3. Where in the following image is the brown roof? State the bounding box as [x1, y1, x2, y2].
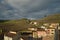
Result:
[37, 28, 45, 31]
[5, 32, 16, 38]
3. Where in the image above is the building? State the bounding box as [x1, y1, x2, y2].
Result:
[42, 35, 54, 40]
[50, 23, 59, 28]
[37, 28, 47, 37]
[46, 28, 55, 35]
[33, 28, 47, 38]
[4, 31, 17, 40]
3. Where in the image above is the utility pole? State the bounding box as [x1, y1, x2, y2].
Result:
[13, 32, 21, 40]
[55, 26, 59, 40]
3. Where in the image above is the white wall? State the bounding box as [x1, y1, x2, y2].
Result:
[4, 35, 12, 40]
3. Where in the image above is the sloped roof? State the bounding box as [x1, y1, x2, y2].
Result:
[5, 32, 16, 38]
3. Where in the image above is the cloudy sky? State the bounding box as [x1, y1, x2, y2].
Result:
[0, 0, 60, 20]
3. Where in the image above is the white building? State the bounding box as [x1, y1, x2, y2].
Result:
[4, 31, 16, 40]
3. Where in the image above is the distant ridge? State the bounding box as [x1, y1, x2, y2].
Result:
[37, 14, 60, 23]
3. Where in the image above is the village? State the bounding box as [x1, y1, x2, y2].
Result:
[0, 0, 60, 40]
[4, 22, 60, 40]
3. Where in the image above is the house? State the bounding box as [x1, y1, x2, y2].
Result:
[40, 26, 46, 29]
[30, 22, 37, 25]
[33, 28, 47, 38]
[45, 27, 55, 35]
[30, 21, 39, 26]
[43, 23, 50, 27]
[50, 23, 59, 28]
[37, 28, 47, 37]
[43, 23, 59, 35]
[42, 35, 54, 40]
[4, 31, 17, 40]
[28, 27, 37, 31]
[43, 23, 59, 28]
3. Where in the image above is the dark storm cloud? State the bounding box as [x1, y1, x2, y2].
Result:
[0, 0, 60, 20]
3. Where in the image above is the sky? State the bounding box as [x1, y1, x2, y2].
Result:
[0, 0, 60, 20]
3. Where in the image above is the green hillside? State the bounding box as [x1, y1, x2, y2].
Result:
[0, 18, 35, 31]
[37, 14, 60, 23]
[0, 14, 60, 32]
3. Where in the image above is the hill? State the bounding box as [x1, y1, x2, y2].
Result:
[37, 14, 60, 23]
[0, 14, 60, 32]
[0, 18, 35, 31]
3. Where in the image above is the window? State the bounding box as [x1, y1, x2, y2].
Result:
[21, 32, 32, 35]
[51, 30, 54, 31]
[51, 33, 54, 34]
